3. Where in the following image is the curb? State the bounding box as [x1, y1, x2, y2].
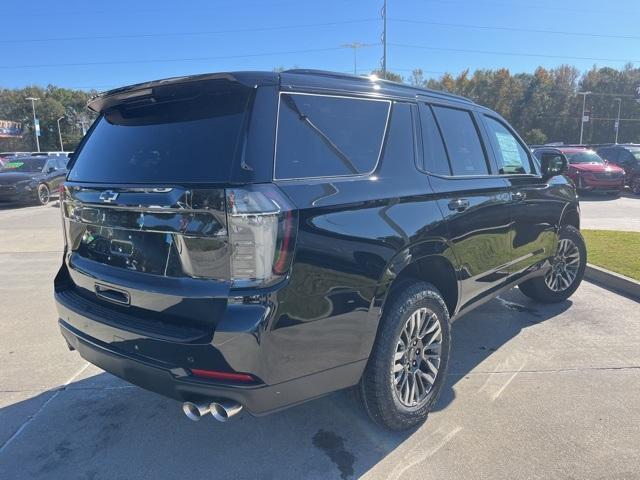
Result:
[584, 264, 640, 302]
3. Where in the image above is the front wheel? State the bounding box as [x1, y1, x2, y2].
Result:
[358, 282, 451, 431]
[519, 225, 586, 303]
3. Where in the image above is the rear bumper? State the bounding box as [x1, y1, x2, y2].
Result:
[55, 289, 365, 415]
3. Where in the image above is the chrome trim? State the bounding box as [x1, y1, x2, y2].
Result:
[272, 91, 392, 182]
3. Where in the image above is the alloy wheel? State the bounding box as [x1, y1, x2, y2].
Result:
[392, 307, 442, 407]
[38, 184, 50, 204]
[544, 238, 580, 292]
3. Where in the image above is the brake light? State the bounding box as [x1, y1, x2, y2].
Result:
[226, 184, 297, 288]
[190, 369, 256, 383]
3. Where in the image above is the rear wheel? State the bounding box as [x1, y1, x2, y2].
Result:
[37, 184, 50, 205]
[631, 177, 640, 195]
[358, 281, 450, 431]
[519, 225, 586, 303]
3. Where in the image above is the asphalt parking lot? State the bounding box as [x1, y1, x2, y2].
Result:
[1, 203, 639, 480]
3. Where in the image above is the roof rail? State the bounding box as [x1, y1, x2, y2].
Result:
[283, 69, 474, 104]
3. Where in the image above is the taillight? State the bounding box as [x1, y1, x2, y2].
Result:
[226, 184, 297, 288]
[59, 183, 68, 248]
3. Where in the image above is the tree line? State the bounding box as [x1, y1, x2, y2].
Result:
[384, 64, 640, 145]
[2, 64, 639, 152]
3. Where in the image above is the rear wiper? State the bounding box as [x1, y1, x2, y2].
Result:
[281, 95, 359, 175]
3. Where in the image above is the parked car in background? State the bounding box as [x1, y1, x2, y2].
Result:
[596, 144, 640, 195]
[0, 155, 68, 205]
[55, 70, 585, 431]
[533, 146, 625, 195]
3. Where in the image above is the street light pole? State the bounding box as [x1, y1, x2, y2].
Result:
[614, 98, 622, 144]
[381, 0, 387, 77]
[578, 91, 591, 145]
[57, 116, 65, 151]
[341, 42, 365, 75]
[25, 97, 40, 152]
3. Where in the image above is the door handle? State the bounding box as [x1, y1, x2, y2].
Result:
[511, 191, 526, 202]
[448, 198, 470, 212]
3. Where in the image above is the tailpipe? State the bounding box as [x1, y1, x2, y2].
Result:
[182, 401, 211, 421]
[210, 400, 243, 422]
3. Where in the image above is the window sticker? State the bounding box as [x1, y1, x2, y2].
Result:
[495, 132, 522, 167]
[3, 162, 24, 169]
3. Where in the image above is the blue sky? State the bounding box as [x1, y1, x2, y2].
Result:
[2, 0, 640, 90]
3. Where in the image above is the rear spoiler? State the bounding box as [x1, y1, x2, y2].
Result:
[88, 71, 279, 113]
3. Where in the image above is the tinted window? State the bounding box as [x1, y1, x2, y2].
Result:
[483, 116, 532, 174]
[419, 104, 450, 175]
[68, 90, 251, 183]
[432, 106, 488, 176]
[275, 93, 390, 179]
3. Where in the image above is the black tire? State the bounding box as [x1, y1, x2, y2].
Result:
[631, 178, 640, 196]
[519, 225, 586, 303]
[358, 281, 451, 431]
[36, 183, 50, 205]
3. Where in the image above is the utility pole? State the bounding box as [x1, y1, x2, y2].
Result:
[381, 0, 387, 77]
[57, 116, 65, 151]
[25, 97, 40, 152]
[578, 91, 591, 145]
[341, 42, 365, 75]
[614, 98, 622, 144]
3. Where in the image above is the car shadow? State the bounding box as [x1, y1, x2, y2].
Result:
[0, 200, 59, 211]
[0, 288, 571, 479]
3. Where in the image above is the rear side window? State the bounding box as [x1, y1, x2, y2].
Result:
[419, 104, 450, 175]
[483, 116, 532, 174]
[275, 93, 390, 179]
[432, 106, 488, 176]
[68, 90, 251, 184]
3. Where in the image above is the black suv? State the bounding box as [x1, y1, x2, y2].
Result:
[55, 70, 585, 430]
[596, 144, 640, 194]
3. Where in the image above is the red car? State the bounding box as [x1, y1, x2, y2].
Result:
[534, 147, 625, 195]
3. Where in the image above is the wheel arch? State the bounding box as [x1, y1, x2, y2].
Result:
[559, 203, 580, 231]
[375, 246, 459, 320]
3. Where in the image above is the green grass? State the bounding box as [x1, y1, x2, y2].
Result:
[582, 229, 640, 281]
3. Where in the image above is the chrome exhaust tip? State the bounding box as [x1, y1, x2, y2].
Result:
[210, 400, 243, 422]
[182, 401, 211, 421]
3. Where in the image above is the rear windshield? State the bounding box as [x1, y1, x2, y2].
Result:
[68, 89, 251, 184]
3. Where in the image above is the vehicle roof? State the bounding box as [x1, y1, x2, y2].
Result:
[88, 69, 476, 113]
[533, 146, 592, 154]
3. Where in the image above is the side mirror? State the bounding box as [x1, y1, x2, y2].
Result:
[540, 152, 567, 181]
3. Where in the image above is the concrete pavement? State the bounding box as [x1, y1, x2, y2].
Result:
[1, 203, 639, 480]
[579, 193, 640, 232]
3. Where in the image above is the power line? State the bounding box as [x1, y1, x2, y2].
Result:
[0, 19, 379, 44]
[390, 43, 640, 64]
[0, 45, 377, 70]
[421, 0, 640, 16]
[391, 19, 640, 41]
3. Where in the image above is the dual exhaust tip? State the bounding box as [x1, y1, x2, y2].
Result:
[182, 400, 243, 422]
